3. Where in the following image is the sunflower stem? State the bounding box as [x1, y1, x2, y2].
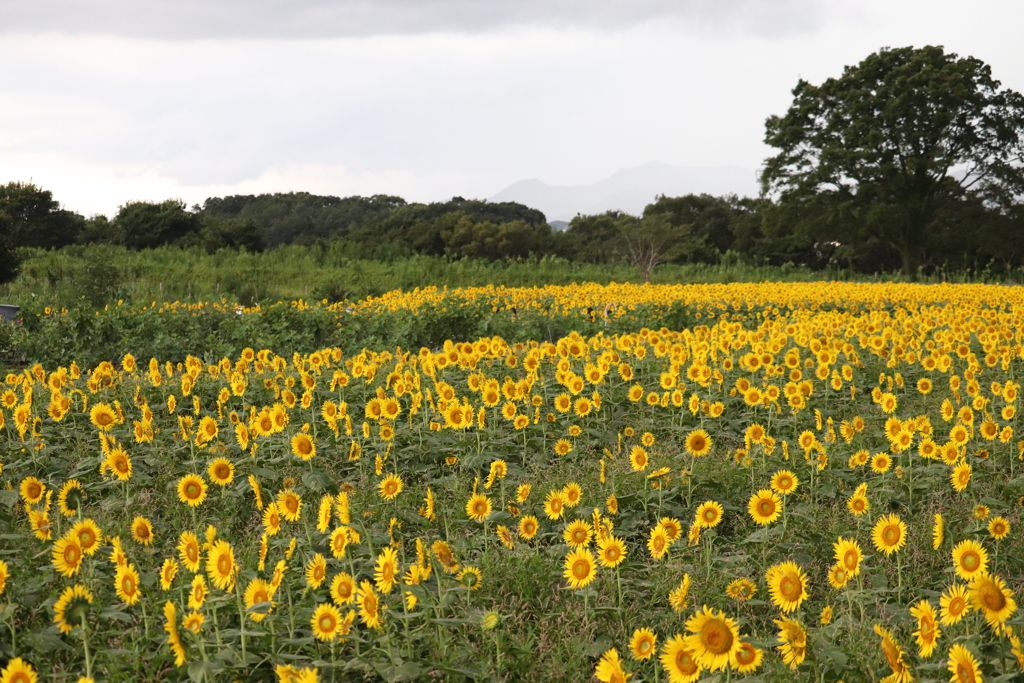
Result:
[81, 617, 93, 679]
[234, 579, 248, 664]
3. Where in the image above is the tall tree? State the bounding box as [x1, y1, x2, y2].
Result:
[762, 45, 1024, 275]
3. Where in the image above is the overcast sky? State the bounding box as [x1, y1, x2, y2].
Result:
[2, 0, 1023, 217]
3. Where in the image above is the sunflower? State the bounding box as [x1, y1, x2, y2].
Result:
[684, 429, 712, 457]
[496, 525, 515, 549]
[516, 484, 532, 503]
[115, 563, 142, 606]
[432, 540, 459, 574]
[563, 482, 583, 507]
[308, 602, 343, 642]
[378, 473, 403, 501]
[53, 583, 93, 634]
[57, 479, 84, 517]
[951, 539, 988, 581]
[951, 462, 972, 492]
[243, 577, 274, 622]
[130, 516, 154, 545]
[871, 513, 907, 555]
[847, 491, 869, 516]
[988, 516, 1010, 540]
[183, 611, 205, 634]
[731, 641, 763, 674]
[870, 452, 892, 473]
[720, 577, 755, 602]
[770, 470, 798, 496]
[263, 502, 283, 536]
[52, 534, 84, 577]
[827, 563, 850, 590]
[948, 644, 982, 683]
[290, 432, 316, 461]
[207, 458, 235, 486]
[71, 518, 102, 556]
[89, 403, 118, 430]
[305, 553, 327, 589]
[933, 513, 945, 550]
[695, 501, 723, 529]
[969, 572, 1017, 627]
[563, 548, 597, 589]
[518, 515, 539, 540]
[160, 558, 178, 590]
[774, 617, 807, 670]
[331, 572, 356, 605]
[833, 537, 863, 577]
[177, 474, 208, 507]
[465, 493, 492, 522]
[909, 599, 941, 658]
[206, 539, 236, 591]
[544, 490, 566, 520]
[629, 446, 649, 472]
[874, 624, 912, 683]
[669, 574, 691, 612]
[19, 477, 45, 505]
[105, 447, 133, 481]
[648, 526, 670, 560]
[188, 575, 207, 610]
[355, 580, 382, 629]
[594, 648, 629, 683]
[374, 547, 399, 594]
[766, 561, 809, 613]
[939, 584, 971, 626]
[0, 658, 38, 683]
[659, 634, 703, 683]
[457, 565, 482, 590]
[748, 489, 781, 525]
[276, 489, 302, 522]
[630, 628, 657, 660]
[563, 519, 593, 549]
[0, 559, 6, 597]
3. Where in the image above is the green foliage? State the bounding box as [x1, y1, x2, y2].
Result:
[762, 45, 1024, 275]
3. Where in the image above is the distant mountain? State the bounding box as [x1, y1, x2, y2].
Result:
[491, 162, 759, 222]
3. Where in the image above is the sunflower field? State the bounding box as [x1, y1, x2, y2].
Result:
[0, 281, 1023, 683]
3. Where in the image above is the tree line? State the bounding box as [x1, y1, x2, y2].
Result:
[3, 45, 1023, 282]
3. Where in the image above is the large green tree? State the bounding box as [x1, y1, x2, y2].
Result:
[762, 45, 1024, 275]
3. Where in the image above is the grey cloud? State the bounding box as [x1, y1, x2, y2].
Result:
[1, 0, 824, 39]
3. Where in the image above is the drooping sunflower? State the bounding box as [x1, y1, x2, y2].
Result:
[374, 547, 399, 594]
[669, 574, 691, 613]
[57, 479, 84, 518]
[695, 501, 724, 529]
[563, 519, 593, 549]
[951, 539, 988, 581]
[131, 516, 154, 546]
[115, 563, 142, 606]
[0, 559, 7, 597]
[770, 470, 798, 496]
[833, 537, 863, 577]
[748, 489, 781, 526]
[52, 534, 84, 577]
[726, 578, 757, 602]
[909, 599, 941, 658]
[378, 473, 403, 501]
[939, 584, 971, 626]
[243, 577, 274, 622]
[948, 643, 982, 683]
[766, 561, 809, 613]
[594, 648, 629, 683]
[465, 493, 492, 522]
[53, 583, 93, 634]
[355, 580, 382, 629]
[629, 628, 657, 661]
[969, 572, 1017, 627]
[563, 548, 597, 589]
[933, 513, 945, 550]
[774, 617, 807, 670]
[659, 634, 703, 683]
[871, 513, 907, 555]
[177, 474, 208, 507]
[311, 603, 342, 642]
[432, 540, 459, 574]
[874, 624, 912, 683]
[684, 429, 712, 457]
[206, 539, 236, 591]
